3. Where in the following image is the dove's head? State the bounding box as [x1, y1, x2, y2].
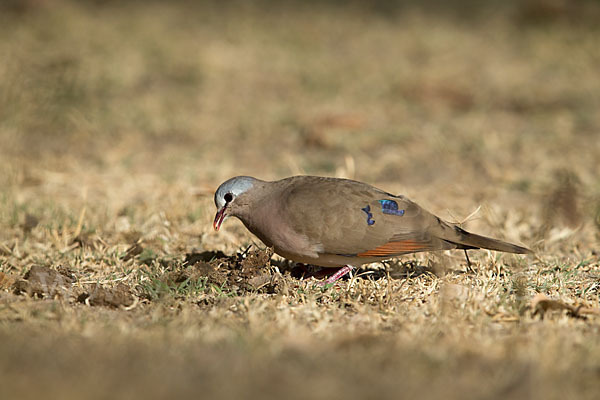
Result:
[213, 176, 259, 231]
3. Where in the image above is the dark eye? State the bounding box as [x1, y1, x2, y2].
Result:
[224, 193, 233, 203]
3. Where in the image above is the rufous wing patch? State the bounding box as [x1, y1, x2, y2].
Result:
[357, 240, 430, 257]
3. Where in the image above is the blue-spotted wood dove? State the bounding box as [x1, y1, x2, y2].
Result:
[213, 176, 531, 283]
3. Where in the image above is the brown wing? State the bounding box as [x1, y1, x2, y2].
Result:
[276, 176, 456, 257]
[276, 176, 530, 258]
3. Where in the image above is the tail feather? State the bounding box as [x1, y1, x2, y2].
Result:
[449, 226, 532, 254]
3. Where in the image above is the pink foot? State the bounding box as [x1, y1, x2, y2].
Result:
[319, 265, 354, 286]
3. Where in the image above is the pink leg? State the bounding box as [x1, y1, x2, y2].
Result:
[321, 265, 354, 286]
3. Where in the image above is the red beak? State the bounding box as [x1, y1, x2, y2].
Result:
[213, 206, 227, 231]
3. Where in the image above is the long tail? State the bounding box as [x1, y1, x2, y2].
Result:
[449, 226, 532, 254]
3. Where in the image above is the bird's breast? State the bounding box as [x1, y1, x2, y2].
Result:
[238, 211, 323, 260]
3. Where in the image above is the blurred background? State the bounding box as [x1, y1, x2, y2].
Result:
[1, 0, 599, 249]
[2, 0, 599, 231]
[0, 1, 599, 398]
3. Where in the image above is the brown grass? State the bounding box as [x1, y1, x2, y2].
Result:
[1, 1, 600, 399]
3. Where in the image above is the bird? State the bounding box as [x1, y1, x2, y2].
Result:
[213, 175, 531, 284]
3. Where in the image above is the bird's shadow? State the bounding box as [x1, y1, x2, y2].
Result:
[370, 260, 437, 280]
[186, 247, 440, 283]
[273, 259, 435, 281]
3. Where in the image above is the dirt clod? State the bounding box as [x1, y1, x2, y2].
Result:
[13, 266, 74, 298]
[80, 283, 135, 308]
[182, 248, 276, 293]
[241, 248, 273, 269]
[193, 261, 227, 286]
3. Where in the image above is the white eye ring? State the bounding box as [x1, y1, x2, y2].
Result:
[224, 193, 234, 203]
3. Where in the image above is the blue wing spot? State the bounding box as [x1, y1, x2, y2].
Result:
[361, 205, 375, 225]
[378, 200, 405, 216]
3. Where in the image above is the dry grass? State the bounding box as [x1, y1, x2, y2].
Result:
[1, 1, 600, 399]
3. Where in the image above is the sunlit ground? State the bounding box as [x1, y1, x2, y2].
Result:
[1, 1, 599, 399]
